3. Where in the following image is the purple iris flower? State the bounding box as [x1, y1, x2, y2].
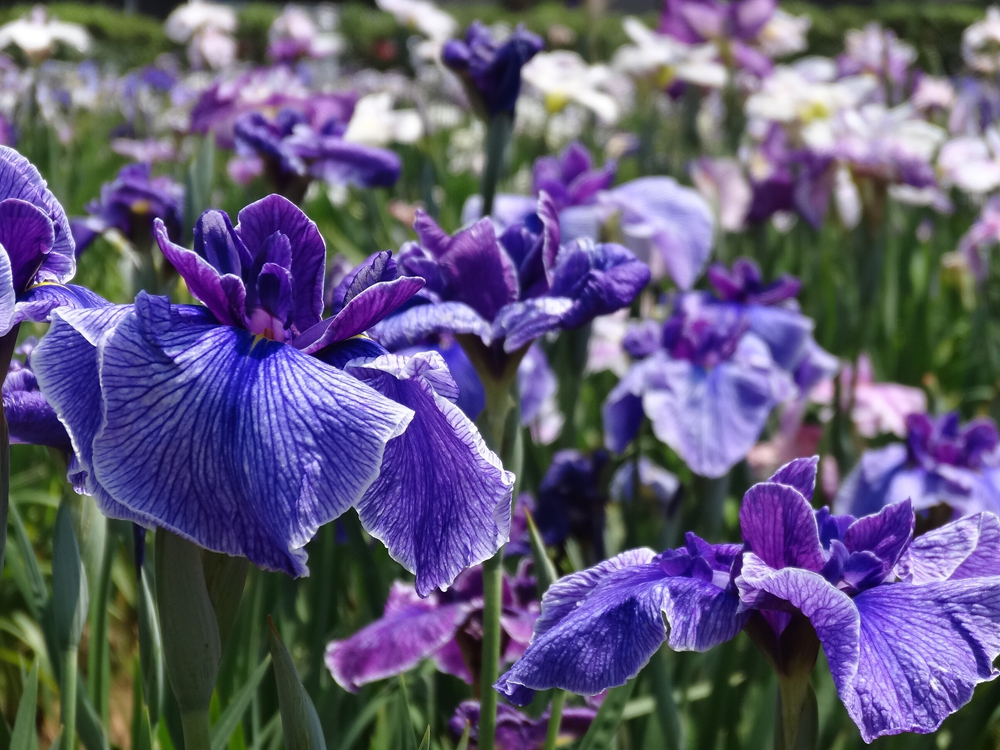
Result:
[497, 457, 1000, 743]
[4, 338, 71, 452]
[706, 257, 812, 369]
[232, 107, 401, 201]
[0, 147, 105, 339]
[463, 142, 714, 291]
[70, 163, 184, 256]
[442, 22, 544, 118]
[370, 194, 650, 379]
[534, 449, 610, 558]
[32, 195, 514, 593]
[836, 412, 1000, 520]
[603, 291, 791, 478]
[326, 563, 537, 691]
[659, 0, 776, 75]
[449, 701, 595, 750]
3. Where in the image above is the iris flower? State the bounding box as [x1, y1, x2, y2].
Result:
[371, 193, 649, 382]
[449, 701, 594, 750]
[4, 338, 71, 453]
[462, 142, 714, 290]
[0, 7, 90, 64]
[836, 412, 1000, 520]
[658, 0, 778, 75]
[603, 290, 791, 478]
[442, 22, 544, 119]
[497, 457, 1000, 743]
[32, 194, 514, 594]
[0, 146, 105, 339]
[326, 563, 537, 690]
[70, 162, 184, 256]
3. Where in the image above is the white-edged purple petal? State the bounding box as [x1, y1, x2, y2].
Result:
[739, 481, 826, 572]
[325, 581, 476, 691]
[896, 513, 1000, 583]
[369, 301, 492, 349]
[346, 352, 514, 595]
[603, 177, 714, 291]
[0, 247, 15, 336]
[86, 293, 412, 576]
[0, 146, 74, 283]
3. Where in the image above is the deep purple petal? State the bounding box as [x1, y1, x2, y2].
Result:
[842, 499, 914, 570]
[86, 293, 412, 576]
[896, 513, 1000, 583]
[549, 240, 650, 328]
[0, 199, 54, 293]
[347, 352, 514, 595]
[0, 146, 74, 283]
[768, 456, 819, 500]
[325, 581, 475, 691]
[369, 301, 492, 349]
[299, 139, 401, 189]
[236, 195, 326, 333]
[739, 482, 826, 572]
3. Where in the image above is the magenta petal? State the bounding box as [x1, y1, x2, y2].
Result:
[739, 482, 826, 572]
[325, 581, 475, 691]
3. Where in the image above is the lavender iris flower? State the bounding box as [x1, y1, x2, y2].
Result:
[463, 142, 714, 290]
[70, 162, 184, 256]
[0, 147, 106, 339]
[326, 563, 537, 690]
[497, 457, 1000, 743]
[32, 194, 514, 594]
[603, 291, 791, 478]
[659, 0, 777, 75]
[232, 107, 401, 201]
[836, 412, 1000, 520]
[449, 701, 595, 750]
[370, 194, 650, 379]
[441, 22, 544, 118]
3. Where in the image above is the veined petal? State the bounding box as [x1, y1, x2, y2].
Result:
[493, 297, 575, 352]
[296, 276, 425, 354]
[740, 482, 826, 572]
[89, 293, 412, 576]
[0, 247, 15, 336]
[346, 352, 514, 595]
[496, 548, 744, 704]
[845, 579, 1000, 741]
[369, 301, 491, 349]
[0, 198, 54, 293]
[842, 499, 914, 570]
[13, 282, 111, 327]
[896, 513, 1000, 583]
[325, 581, 475, 691]
[769, 456, 819, 500]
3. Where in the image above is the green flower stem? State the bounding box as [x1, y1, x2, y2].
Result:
[180, 710, 212, 750]
[542, 690, 567, 750]
[61, 648, 78, 750]
[480, 112, 514, 219]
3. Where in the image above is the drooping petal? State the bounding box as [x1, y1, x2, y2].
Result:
[370, 301, 492, 350]
[4, 364, 70, 451]
[641, 339, 787, 478]
[496, 548, 745, 703]
[746, 304, 813, 370]
[88, 293, 412, 576]
[0, 146, 75, 283]
[325, 581, 475, 691]
[345, 352, 514, 595]
[296, 276, 425, 354]
[549, 239, 650, 329]
[236, 194, 327, 332]
[896, 513, 1000, 583]
[844, 579, 1000, 742]
[13, 282, 111, 328]
[493, 297, 575, 352]
[739, 482, 826, 572]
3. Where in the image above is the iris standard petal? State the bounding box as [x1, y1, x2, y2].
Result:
[89, 293, 413, 576]
[346, 352, 514, 595]
[549, 240, 651, 329]
[845, 579, 1000, 742]
[370, 301, 491, 349]
[325, 581, 476, 691]
[437, 217, 520, 322]
[896, 513, 1000, 583]
[841, 499, 914, 570]
[768, 456, 819, 500]
[236, 194, 327, 332]
[0, 146, 74, 282]
[0, 198, 54, 293]
[740, 481, 826, 572]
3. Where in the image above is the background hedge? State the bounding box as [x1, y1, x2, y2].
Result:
[0, 2, 989, 74]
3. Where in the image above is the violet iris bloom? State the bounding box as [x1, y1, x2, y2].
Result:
[70, 163, 184, 256]
[326, 563, 537, 691]
[603, 292, 791, 478]
[449, 701, 595, 750]
[0, 147, 104, 339]
[370, 194, 650, 382]
[232, 107, 401, 201]
[4, 338, 71, 452]
[836, 412, 1000, 520]
[442, 22, 544, 118]
[534, 449, 609, 558]
[659, 0, 776, 75]
[498, 457, 1000, 743]
[32, 195, 514, 593]
[463, 142, 714, 290]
